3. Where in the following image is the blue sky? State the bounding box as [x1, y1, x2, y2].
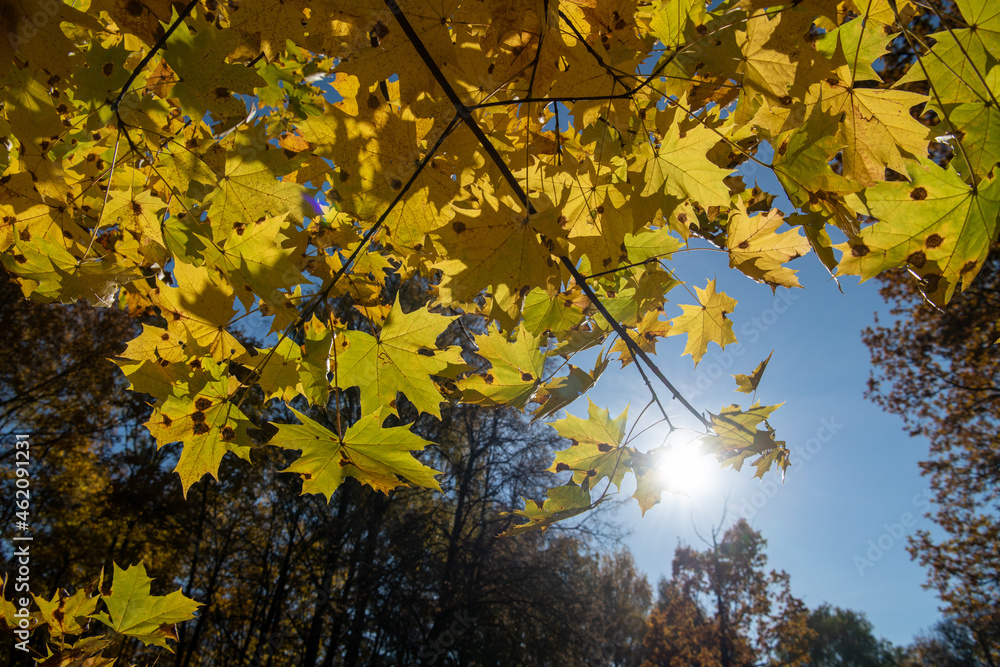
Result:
[574, 203, 943, 646]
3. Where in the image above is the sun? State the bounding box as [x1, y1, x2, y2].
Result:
[657, 441, 719, 497]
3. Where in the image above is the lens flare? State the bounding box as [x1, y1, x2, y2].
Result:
[657, 441, 719, 497]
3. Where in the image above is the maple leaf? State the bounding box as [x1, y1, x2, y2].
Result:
[733, 352, 773, 394]
[725, 202, 811, 288]
[701, 402, 788, 477]
[501, 483, 596, 537]
[35, 588, 99, 639]
[205, 213, 307, 327]
[2, 237, 139, 306]
[458, 325, 545, 409]
[92, 562, 199, 649]
[144, 358, 254, 496]
[549, 400, 630, 489]
[157, 13, 266, 127]
[113, 325, 188, 399]
[149, 261, 246, 362]
[532, 353, 610, 421]
[838, 160, 1000, 304]
[816, 80, 931, 186]
[271, 407, 442, 500]
[334, 297, 462, 419]
[636, 114, 733, 208]
[667, 279, 738, 365]
[204, 131, 310, 240]
[432, 194, 562, 319]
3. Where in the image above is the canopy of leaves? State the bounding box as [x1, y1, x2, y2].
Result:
[0, 0, 997, 529]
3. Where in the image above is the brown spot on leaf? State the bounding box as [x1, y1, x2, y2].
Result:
[390, 178, 402, 190]
[777, 140, 789, 156]
[586, 469, 597, 477]
[778, 95, 792, 106]
[193, 422, 210, 435]
[221, 426, 236, 441]
[13, 254, 26, 264]
[214, 87, 231, 100]
[921, 273, 941, 292]
[555, 462, 571, 472]
[18, 229, 30, 241]
[851, 243, 870, 257]
[195, 397, 212, 411]
[102, 62, 114, 77]
[907, 250, 926, 268]
[960, 260, 978, 275]
[125, 0, 144, 16]
[160, 333, 170, 340]
[520, 371, 533, 381]
[677, 212, 688, 223]
[161, 414, 172, 427]
[452, 220, 466, 233]
[367, 93, 381, 109]
[738, 240, 749, 249]
[910, 187, 927, 200]
[925, 233, 943, 248]
[597, 443, 613, 453]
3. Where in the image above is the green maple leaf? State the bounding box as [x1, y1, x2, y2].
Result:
[701, 402, 787, 477]
[637, 116, 732, 208]
[521, 287, 585, 337]
[458, 324, 545, 409]
[549, 399, 630, 489]
[532, 353, 610, 421]
[92, 562, 200, 649]
[838, 159, 1000, 304]
[204, 131, 309, 241]
[501, 483, 595, 536]
[667, 279, 738, 365]
[270, 407, 442, 500]
[335, 297, 462, 419]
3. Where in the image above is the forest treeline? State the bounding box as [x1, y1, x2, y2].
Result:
[0, 271, 990, 666]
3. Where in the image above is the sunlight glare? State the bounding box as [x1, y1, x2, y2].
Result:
[657, 441, 719, 497]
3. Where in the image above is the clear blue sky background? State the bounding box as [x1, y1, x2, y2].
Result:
[570, 149, 943, 647]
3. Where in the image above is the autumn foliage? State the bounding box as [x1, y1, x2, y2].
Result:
[0, 0, 998, 659]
